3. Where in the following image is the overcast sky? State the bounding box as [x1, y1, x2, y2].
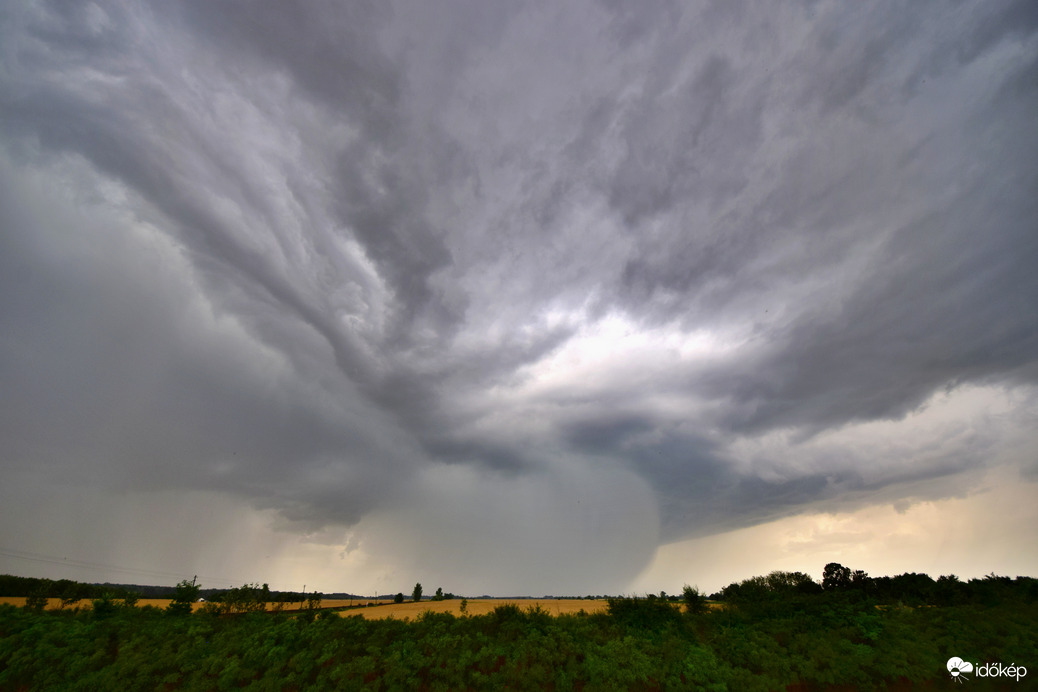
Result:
[1, 0, 1036, 596]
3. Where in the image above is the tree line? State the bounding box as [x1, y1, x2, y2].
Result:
[715, 562, 1038, 609]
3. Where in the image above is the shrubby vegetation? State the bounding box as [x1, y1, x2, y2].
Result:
[1, 565, 1034, 690]
[166, 578, 201, 617]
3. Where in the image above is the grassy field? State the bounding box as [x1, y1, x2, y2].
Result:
[0, 596, 610, 617]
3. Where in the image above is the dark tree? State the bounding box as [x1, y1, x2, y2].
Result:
[222, 583, 266, 614]
[300, 592, 322, 622]
[412, 583, 423, 602]
[851, 569, 870, 594]
[934, 574, 969, 606]
[822, 562, 852, 591]
[167, 577, 201, 616]
[91, 592, 117, 619]
[24, 588, 48, 612]
[682, 584, 707, 614]
[765, 571, 819, 594]
[394, 592, 404, 604]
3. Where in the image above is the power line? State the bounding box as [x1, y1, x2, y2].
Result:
[0, 546, 254, 588]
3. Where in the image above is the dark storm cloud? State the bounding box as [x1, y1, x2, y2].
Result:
[593, 2, 1038, 430]
[0, 163, 406, 527]
[178, 0, 465, 335]
[1, 0, 1036, 576]
[608, 52, 763, 227]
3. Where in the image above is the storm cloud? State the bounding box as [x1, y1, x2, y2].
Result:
[1, 0, 1036, 593]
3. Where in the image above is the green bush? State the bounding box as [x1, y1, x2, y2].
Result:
[683, 584, 707, 614]
[606, 594, 682, 630]
[23, 588, 48, 612]
[91, 592, 118, 619]
[166, 578, 200, 616]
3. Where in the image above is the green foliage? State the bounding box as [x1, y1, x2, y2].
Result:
[0, 594, 1036, 690]
[2, 565, 1036, 689]
[823, 562, 852, 591]
[217, 583, 267, 614]
[683, 584, 707, 614]
[432, 586, 444, 601]
[722, 570, 822, 607]
[766, 570, 821, 594]
[299, 592, 323, 622]
[394, 592, 404, 603]
[91, 592, 118, 620]
[460, 598, 468, 614]
[606, 594, 682, 630]
[24, 587, 49, 612]
[412, 582, 423, 602]
[0, 574, 155, 601]
[55, 579, 83, 610]
[166, 577, 200, 616]
[0, 574, 51, 598]
[199, 601, 225, 617]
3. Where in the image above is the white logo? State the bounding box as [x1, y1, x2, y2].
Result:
[948, 656, 1027, 683]
[947, 657, 973, 683]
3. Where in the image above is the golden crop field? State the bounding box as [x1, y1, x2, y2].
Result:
[0, 597, 207, 611]
[0, 596, 611, 617]
[343, 599, 610, 619]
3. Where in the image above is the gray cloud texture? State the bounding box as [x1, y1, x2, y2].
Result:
[1, 0, 1036, 592]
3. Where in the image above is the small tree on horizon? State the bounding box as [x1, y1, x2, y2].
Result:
[823, 562, 852, 591]
[682, 584, 707, 614]
[412, 583, 423, 602]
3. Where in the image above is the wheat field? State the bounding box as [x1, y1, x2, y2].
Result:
[0, 596, 610, 617]
[343, 599, 610, 619]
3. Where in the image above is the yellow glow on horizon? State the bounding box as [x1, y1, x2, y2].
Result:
[630, 468, 1038, 595]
